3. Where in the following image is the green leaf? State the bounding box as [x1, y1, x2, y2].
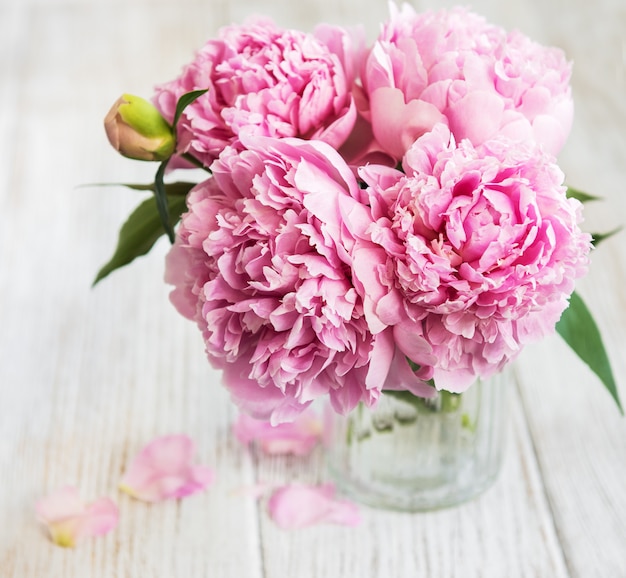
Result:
[566, 186, 602, 203]
[591, 226, 622, 247]
[172, 88, 209, 128]
[93, 194, 188, 285]
[556, 291, 623, 414]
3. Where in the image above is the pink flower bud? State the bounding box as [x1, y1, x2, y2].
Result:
[104, 93, 175, 161]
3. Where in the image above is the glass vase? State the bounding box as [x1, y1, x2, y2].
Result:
[324, 368, 511, 512]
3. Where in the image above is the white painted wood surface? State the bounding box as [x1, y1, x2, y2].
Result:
[1, 0, 625, 576]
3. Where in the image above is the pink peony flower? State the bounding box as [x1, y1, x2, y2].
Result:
[353, 124, 591, 391]
[119, 434, 214, 502]
[36, 486, 118, 548]
[233, 408, 322, 456]
[165, 134, 404, 423]
[154, 19, 357, 167]
[267, 483, 361, 529]
[362, 5, 573, 161]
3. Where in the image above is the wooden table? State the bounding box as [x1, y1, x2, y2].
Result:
[1, 0, 625, 576]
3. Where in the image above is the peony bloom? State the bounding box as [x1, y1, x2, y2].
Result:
[153, 20, 357, 167]
[165, 134, 406, 423]
[119, 434, 214, 502]
[267, 483, 361, 529]
[36, 486, 118, 548]
[233, 408, 322, 456]
[362, 5, 573, 161]
[353, 125, 591, 391]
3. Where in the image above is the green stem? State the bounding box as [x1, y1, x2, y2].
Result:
[441, 391, 462, 412]
[181, 152, 212, 172]
[385, 389, 463, 415]
[384, 390, 436, 413]
[154, 159, 174, 243]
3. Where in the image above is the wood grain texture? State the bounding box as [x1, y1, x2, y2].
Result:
[1, 0, 624, 576]
[255, 385, 570, 578]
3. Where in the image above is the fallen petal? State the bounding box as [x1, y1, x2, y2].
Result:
[268, 483, 361, 529]
[119, 434, 214, 502]
[36, 486, 118, 548]
[233, 409, 322, 456]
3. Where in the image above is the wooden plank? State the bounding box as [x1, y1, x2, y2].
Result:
[253, 383, 570, 578]
[0, 2, 262, 576]
[509, 0, 626, 574]
[0, 1, 28, 210]
[517, 276, 626, 577]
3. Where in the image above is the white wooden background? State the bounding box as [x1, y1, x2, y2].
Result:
[1, 0, 625, 576]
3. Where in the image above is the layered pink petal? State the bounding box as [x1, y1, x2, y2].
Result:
[119, 435, 214, 502]
[354, 125, 590, 389]
[267, 483, 361, 529]
[370, 87, 444, 160]
[154, 19, 357, 167]
[382, 346, 437, 398]
[446, 91, 505, 145]
[166, 136, 394, 422]
[36, 486, 118, 548]
[361, 6, 573, 160]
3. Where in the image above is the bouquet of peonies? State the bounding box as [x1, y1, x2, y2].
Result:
[99, 4, 621, 423]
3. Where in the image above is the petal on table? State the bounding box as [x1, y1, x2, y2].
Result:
[267, 483, 361, 529]
[119, 434, 214, 502]
[36, 486, 118, 548]
[233, 410, 322, 456]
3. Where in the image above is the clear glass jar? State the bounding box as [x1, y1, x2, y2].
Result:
[324, 368, 511, 512]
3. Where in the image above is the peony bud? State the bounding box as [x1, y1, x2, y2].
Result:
[104, 93, 175, 161]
